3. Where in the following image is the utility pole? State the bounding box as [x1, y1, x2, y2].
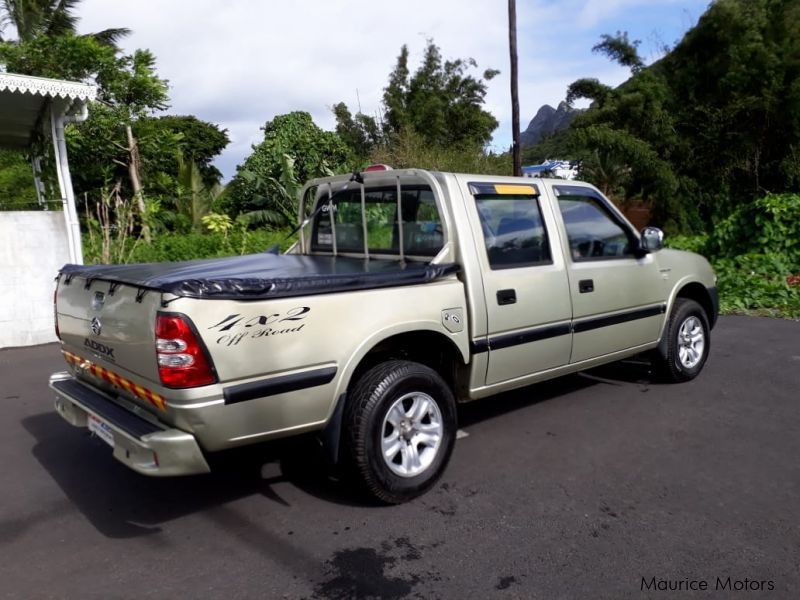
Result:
[508, 0, 521, 176]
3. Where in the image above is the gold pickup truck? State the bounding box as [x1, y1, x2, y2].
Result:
[50, 167, 717, 503]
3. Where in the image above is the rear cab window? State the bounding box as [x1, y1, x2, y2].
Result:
[312, 185, 443, 257]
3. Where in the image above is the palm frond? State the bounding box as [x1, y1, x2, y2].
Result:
[237, 209, 288, 228]
[1, 0, 44, 41]
[86, 26, 131, 48]
[43, 0, 79, 36]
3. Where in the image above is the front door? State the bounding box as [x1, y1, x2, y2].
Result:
[464, 181, 573, 386]
[546, 184, 665, 364]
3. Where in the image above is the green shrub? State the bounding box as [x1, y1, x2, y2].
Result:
[709, 193, 800, 266]
[713, 253, 800, 318]
[664, 234, 709, 255]
[84, 228, 293, 264]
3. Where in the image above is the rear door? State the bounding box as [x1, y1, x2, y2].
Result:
[545, 183, 665, 363]
[463, 180, 572, 386]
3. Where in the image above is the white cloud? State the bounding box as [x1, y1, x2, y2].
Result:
[76, 0, 702, 177]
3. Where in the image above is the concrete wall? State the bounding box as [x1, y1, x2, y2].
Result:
[0, 211, 70, 348]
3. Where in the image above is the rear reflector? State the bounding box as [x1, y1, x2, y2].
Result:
[155, 313, 216, 388]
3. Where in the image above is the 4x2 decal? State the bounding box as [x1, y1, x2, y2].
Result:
[208, 306, 310, 347]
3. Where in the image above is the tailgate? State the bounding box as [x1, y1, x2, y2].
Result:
[56, 273, 161, 382]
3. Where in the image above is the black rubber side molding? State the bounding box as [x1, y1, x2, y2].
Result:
[224, 366, 337, 405]
[469, 304, 666, 354]
[470, 322, 570, 353]
[52, 378, 163, 439]
[488, 322, 572, 350]
[573, 304, 666, 333]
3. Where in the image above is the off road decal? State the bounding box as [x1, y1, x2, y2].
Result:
[62, 351, 166, 411]
[208, 306, 310, 347]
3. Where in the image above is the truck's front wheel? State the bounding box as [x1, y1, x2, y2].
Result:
[653, 298, 710, 382]
[344, 360, 456, 504]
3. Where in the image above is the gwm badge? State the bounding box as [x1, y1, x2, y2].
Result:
[90, 317, 102, 336]
[91, 291, 105, 311]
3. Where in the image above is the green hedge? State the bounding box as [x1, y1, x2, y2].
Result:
[83, 228, 294, 265]
[665, 194, 800, 318]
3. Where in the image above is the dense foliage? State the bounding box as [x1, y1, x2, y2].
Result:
[225, 112, 349, 222]
[0, 149, 37, 209]
[83, 227, 293, 265]
[526, 0, 800, 235]
[666, 193, 800, 317]
[333, 40, 500, 165]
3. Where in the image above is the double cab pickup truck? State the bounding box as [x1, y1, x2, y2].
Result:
[51, 166, 718, 503]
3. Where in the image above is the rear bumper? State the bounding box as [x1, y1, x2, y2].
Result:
[50, 371, 210, 476]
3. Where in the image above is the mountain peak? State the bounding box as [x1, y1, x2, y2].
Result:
[520, 102, 583, 146]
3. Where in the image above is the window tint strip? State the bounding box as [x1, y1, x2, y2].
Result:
[469, 182, 539, 196]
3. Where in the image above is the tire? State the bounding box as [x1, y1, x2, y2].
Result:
[653, 298, 710, 383]
[344, 360, 457, 504]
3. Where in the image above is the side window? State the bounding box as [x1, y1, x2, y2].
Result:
[556, 192, 632, 260]
[474, 194, 552, 269]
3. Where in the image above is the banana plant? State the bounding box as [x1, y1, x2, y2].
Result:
[175, 154, 224, 230]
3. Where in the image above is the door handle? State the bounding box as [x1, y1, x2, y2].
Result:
[497, 289, 517, 305]
[579, 279, 594, 293]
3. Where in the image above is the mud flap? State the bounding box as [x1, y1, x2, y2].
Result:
[319, 393, 347, 465]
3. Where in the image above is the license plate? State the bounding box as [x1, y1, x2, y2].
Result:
[88, 414, 115, 448]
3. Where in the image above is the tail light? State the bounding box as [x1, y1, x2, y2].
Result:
[54, 287, 60, 340]
[155, 313, 216, 388]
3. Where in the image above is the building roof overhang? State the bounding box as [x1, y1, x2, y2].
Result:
[0, 72, 97, 149]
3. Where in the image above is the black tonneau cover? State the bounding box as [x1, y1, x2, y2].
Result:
[59, 254, 459, 301]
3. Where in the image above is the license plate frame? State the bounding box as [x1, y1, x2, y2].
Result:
[88, 414, 115, 448]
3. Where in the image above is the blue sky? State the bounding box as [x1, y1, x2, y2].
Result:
[78, 0, 712, 179]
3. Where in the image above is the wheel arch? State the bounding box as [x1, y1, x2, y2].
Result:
[344, 329, 468, 395]
[656, 279, 717, 360]
[320, 325, 468, 464]
[674, 281, 717, 329]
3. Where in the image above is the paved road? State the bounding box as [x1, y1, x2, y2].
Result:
[1, 316, 799, 599]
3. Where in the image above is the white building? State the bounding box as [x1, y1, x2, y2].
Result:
[0, 73, 95, 347]
[521, 160, 579, 180]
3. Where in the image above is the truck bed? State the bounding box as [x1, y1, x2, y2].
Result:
[59, 253, 459, 301]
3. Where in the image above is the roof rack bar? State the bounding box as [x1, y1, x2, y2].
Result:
[360, 181, 369, 260]
[396, 176, 405, 262]
[328, 183, 338, 257]
[299, 186, 307, 253]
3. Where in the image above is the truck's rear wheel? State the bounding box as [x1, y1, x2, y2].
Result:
[653, 298, 710, 382]
[344, 360, 456, 504]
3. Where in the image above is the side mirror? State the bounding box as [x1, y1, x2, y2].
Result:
[640, 226, 664, 252]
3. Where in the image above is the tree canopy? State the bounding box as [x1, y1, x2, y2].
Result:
[333, 40, 499, 164]
[525, 0, 800, 233]
[0, 0, 129, 46]
[225, 112, 350, 220]
[383, 41, 499, 148]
